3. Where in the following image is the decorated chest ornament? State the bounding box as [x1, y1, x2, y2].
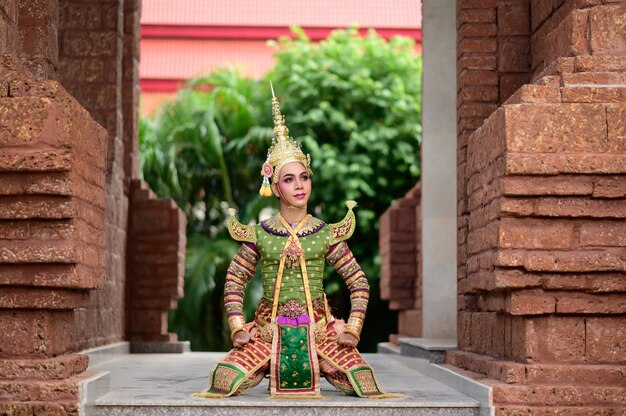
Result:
[282, 236, 305, 269]
[259, 82, 313, 197]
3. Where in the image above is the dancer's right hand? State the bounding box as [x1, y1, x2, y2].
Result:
[233, 330, 251, 348]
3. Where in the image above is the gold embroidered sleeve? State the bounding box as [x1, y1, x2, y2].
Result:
[326, 241, 369, 340]
[224, 243, 259, 338]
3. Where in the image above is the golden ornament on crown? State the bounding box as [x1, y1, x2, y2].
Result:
[259, 83, 313, 197]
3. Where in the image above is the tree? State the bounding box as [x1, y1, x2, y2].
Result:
[140, 28, 422, 351]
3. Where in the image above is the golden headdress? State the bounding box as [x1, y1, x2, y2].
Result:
[259, 83, 313, 197]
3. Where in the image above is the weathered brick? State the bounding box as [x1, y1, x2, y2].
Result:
[0, 172, 72, 196]
[606, 104, 626, 151]
[580, 221, 626, 246]
[499, 73, 529, 102]
[498, 37, 530, 73]
[458, 102, 499, 118]
[543, 272, 626, 292]
[522, 250, 623, 272]
[497, 1, 531, 36]
[458, 85, 498, 102]
[0, 354, 88, 380]
[588, 4, 626, 54]
[561, 85, 626, 103]
[574, 54, 626, 72]
[530, 0, 563, 32]
[398, 309, 421, 337]
[593, 176, 626, 198]
[505, 103, 607, 152]
[0, 310, 75, 358]
[562, 71, 626, 85]
[466, 107, 506, 175]
[586, 317, 626, 364]
[531, 316, 586, 362]
[499, 218, 574, 249]
[504, 84, 561, 105]
[491, 383, 626, 406]
[59, 3, 102, 30]
[506, 153, 626, 175]
[459, 23, 498, 38]
[458, 54, 497, 71]
[493, 269, 543, 289]
[467, 221, 499, 254]
[556, 293, 626, 314]
[503, 175, 593, 196]
[534, 197, 626, 218]
[458, 38, 498, 55]
[458, 69, 499, 88]
[458, 8, 497, 25]
[508, 290, 555, 315]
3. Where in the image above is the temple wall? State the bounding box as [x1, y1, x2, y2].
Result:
[452, 0, 626, 413]
[0, 0, 185, 413]
[59, 0, 128, 350]
[380, 183, 422, 341]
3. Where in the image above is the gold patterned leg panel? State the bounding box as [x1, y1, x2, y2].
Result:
[317, 322, 406, 399]
[192, 337, 272, 398]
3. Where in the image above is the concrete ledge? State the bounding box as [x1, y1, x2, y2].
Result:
[83, 342, 130, 368]
[377, 342, 401, 355]
[395, 356, 493, 416]
[130, 341, 191, 354]
[79, 371, 111, 415]
[399, 337, 457, 364]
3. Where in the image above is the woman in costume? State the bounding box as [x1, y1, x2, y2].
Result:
[193, 87, 400, 399]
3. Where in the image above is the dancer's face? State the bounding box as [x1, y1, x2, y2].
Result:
[272, 162, 311, 209]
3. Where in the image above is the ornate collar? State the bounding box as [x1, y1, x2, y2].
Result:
[261, 215, 325, 237]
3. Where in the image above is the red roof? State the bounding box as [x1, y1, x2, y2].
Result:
[141, 0, 422, 29]
[140, 39, 275, 80]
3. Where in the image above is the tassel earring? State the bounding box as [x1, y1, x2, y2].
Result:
[259, 161, 274, 197]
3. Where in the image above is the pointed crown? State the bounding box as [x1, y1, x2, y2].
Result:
[265, 83, 312, 184]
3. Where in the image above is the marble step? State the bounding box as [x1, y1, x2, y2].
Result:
[87, 352, 480, 416]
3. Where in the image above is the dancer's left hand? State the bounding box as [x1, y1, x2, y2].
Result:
[337, 332, 358, 348]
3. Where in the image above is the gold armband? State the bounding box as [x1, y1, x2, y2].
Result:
[342, 327, 361, 342]
[230, 326, 246, 340]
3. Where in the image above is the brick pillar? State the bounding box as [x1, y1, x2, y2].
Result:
[0, 56, 107, 415]
[127, 180, 186, 346]
[59, 0, 129, 350]
[451, 1, 626, 414]
[380, 183, 422, 342]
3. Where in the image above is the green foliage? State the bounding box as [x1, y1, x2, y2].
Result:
[140, 70, 273, 350]
[140, 28, 421, 352]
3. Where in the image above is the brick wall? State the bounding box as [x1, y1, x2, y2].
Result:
[59, 0, 128, 350]
[123, 0, 140, 180]
[127, 179, 186, 343]
[380, 183, 422, 342]
[0, 55, 107, 414]
[452, 1, 626, 414]
[1, 0, 188, 412]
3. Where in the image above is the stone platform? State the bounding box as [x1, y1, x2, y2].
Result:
[87, 352, 480, 416]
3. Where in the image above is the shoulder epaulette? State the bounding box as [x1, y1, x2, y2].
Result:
[227, 208, 256, 244]
[329, 201, 357, 245]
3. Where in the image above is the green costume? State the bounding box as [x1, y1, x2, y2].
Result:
[193, 203, 401, 399]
